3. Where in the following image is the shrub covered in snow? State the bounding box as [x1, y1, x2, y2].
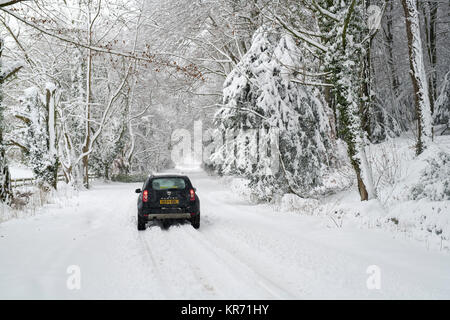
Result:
[434, 70, 450, 127]
[280, 193, 319, 214]
[410, 151, 450, 201]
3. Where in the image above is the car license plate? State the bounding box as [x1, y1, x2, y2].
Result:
[160, 199, 179, 205]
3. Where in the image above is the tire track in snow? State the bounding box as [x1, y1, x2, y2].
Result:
[203, 227, 313, 297]
[138, 231, 172, 298]
[174, 223, 296, 299]
[163, 225, 219, 297]
[139, 224, 218, 299]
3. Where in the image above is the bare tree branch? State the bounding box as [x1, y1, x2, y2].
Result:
[0, 0, 29, 7]
[0, 63, 23, 84]
[0, 7, 203, 79]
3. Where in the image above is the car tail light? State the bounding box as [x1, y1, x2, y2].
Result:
[189, 189, 195, 201]
[143, 190, 149, 202]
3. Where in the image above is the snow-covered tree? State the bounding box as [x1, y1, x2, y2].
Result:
[320, 0, 377, 200]
[211, 27, 337, 200]
[14, 85, 58, 188]
[0, 0, 26, 203]
[0, 38, 13, 203]
[401, 0, 433, 155]
[267, 0, 377, 200]
[434, 70, 450, 131]
[90, 102, 127, 179]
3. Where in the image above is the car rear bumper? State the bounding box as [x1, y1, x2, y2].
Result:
[145, 213, 192, 220]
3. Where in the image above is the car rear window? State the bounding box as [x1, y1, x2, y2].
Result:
[151, 178, 186, 190]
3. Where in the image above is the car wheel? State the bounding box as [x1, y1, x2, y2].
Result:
[162, 220, 170, 229]
[137, 216, 146, 231]
[191, 214, 200, 229]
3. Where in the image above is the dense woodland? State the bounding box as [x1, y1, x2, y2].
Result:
[0, 0, 449, 205]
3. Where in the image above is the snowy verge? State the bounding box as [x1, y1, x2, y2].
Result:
[0, 182, 80, 223]
[218, 176, 256, 204]
[222, 135, 450, 252]
[290, 135, 449, 251]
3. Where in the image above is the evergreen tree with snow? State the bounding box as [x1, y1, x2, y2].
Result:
[314, 0, 376, 201]
[211, 27, 337, 201]
[15, 86, 58, 189]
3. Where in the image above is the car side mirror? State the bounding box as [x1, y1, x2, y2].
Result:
[135, 188, 142, 194]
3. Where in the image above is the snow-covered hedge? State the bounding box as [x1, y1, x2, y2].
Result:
[410, 151, 450, 201]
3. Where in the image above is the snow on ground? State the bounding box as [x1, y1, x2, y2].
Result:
[0, 182, 78, 223]
[274, 134, 450, 252]
[9, 166, 33, 179]
[1, 168, 450, 299]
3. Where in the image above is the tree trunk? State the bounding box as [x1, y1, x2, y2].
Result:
[82, 8, 93, 189]
[401, 0, 433, 155]
[356, 170, 369, 201]
[104, 164, 109, 181]
[385, 0, 399, 93]
[45, 85, 59, 189]
[428, 1, 437, 114]
[421, 0, 437, 117]
[348, 141, 373, 201]
[0, 132, 12, 204]
[360, 40, 372, 139]
[0, 38, 13, 204]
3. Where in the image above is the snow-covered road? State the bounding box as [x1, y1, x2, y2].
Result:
[1, 169, 449, 299]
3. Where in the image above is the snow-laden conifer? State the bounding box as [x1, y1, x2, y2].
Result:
[211, 27, 337, 200]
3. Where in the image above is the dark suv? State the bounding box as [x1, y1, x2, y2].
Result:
[135, 174, 200, 230]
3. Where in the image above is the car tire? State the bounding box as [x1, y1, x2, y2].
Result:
[137, 216, 146, 231]
[162, 220, 171, 229]
[191, 214, 200, 229]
